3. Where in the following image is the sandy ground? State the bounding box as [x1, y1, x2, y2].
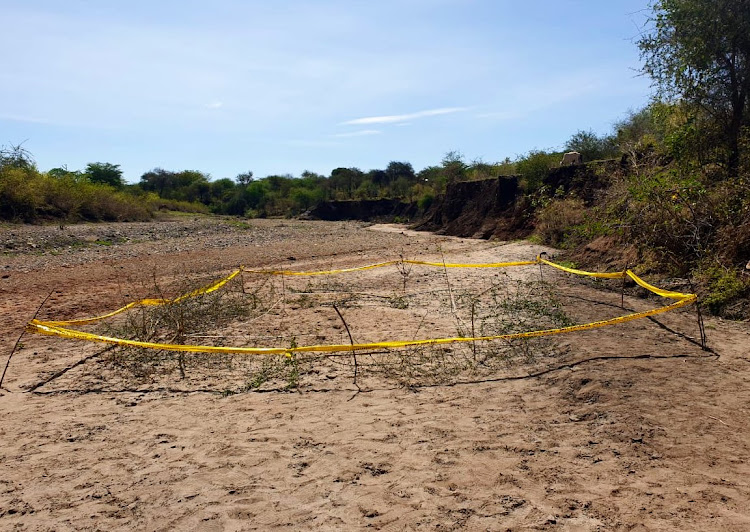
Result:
[1, 218, 749, 531]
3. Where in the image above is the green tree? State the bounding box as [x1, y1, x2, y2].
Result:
[515, 150, 560, 191]
[235, 171, 254, 185]
[138, 168, 210, 202]
[86, 162, 124, 188]
[564, 130, 618, 161]
[330, 167, 364, 199]
[441, 151, 466, 185]
[418, 165, 446, 193]
[385, 161, 416, 186]
[48, 166, 85, 182]
[638, 0, 750, 172]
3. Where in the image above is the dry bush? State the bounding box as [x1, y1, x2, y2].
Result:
[535, 198, 587, 247]
[92, 265, 573, 392]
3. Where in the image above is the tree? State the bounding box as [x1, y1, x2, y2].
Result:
[515, 150, 560, 191]
[441, 150, 466, 185]
[48, 166, 85, 181]
[86, 162, 124, 188]
[139, 168, 174, 197]
[564, 129, 618, 161]
[0, 143, 35, 170]
[330, 167, 364, 198]
[235, 171, 254, 185]
[385, 161, 416, 186]
[638, 0, 750, 172]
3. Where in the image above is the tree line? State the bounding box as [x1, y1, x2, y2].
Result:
[1, 0, 748, 315]
[0, 124, 625, 223]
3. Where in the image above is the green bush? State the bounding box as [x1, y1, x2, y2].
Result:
[516, 150, 561, 192]
[417, 192, 435, 211]
[0, 167, 39, 221]
[0, 164, 157, 222]
[700, 265, 749, 316]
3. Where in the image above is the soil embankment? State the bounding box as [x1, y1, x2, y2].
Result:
[415, 160, 620, 239]
[303, 199, 416, 222]
[414, 175, 530, 239]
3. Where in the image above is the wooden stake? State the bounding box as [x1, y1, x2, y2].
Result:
[333, 303, 360, 390]
[1, 289, 55, 390]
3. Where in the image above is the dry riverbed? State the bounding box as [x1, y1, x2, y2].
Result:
[1, 217, 749, 530]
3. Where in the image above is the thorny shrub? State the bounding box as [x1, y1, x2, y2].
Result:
[96, 266, 574, 391]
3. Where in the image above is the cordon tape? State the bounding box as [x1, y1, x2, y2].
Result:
[27, 256, 697, 355]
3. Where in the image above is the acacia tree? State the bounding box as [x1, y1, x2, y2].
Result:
[86, 162, 124, 188]
[638, 0, 750, 172]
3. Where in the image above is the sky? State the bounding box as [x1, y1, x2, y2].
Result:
[1, 0, 654, 183]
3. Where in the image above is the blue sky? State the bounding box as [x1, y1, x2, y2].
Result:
[1, 0, 652, 182]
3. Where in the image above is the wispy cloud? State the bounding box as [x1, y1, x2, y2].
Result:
[342, 107, 467, 125]
[331, 129, 381, 138]
[206, 101, 223, 109]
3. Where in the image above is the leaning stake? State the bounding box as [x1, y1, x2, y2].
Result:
[1, 289, 55, 390]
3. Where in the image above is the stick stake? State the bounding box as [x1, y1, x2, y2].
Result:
[333, 303, 360, 390]
[687, 277, 708, 351]
[1, 289, 55, 390]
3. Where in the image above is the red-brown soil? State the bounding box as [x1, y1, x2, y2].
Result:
[1, 218, 748, 530]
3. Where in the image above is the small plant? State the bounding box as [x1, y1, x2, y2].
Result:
[388, 295, 409, 309]
[396, 255, 414, 292]
[700, 265, 749, 316]
[285, 337, 299, 390]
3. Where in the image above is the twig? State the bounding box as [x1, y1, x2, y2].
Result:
[687, 276, 708, 350]
[707, 415, 730, 427]
[439, 247, 459, 320]
[332, 303, 360, 392]
[471, 299, 477, 361]
[1, 289, 55, 391]
[538, 251, 547, 282]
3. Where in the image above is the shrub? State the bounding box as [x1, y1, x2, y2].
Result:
[0, 167, 39, 221]
[417, 192, 435, 211]
[535, 198, 587, 247]
[516, 150, 561, 192]
[699, 265, 750, 316]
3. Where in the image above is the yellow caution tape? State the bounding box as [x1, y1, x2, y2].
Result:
[41, 269, 243, 326]
[42, 260, 540, 325]
[26, 295, 695, 355]
[626, 270, 693, 300]
[539, 258, 625, 279]
[27, 256, 698, 355]
[243, 259, 539, 276]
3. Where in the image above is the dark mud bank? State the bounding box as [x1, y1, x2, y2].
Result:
[302, 199, 417, 222]
[413, 160, 618, 239]
[413, 176, 530, 239]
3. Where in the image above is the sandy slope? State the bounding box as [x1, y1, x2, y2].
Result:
[1, 218, 749, 531]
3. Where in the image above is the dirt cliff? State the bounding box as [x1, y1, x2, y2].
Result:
[413, 176, 532, 239]
[302, 199, 417, 222]
[414, 161, 620, 239]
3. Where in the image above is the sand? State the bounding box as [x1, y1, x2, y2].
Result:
[1, 218, 749, 530]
